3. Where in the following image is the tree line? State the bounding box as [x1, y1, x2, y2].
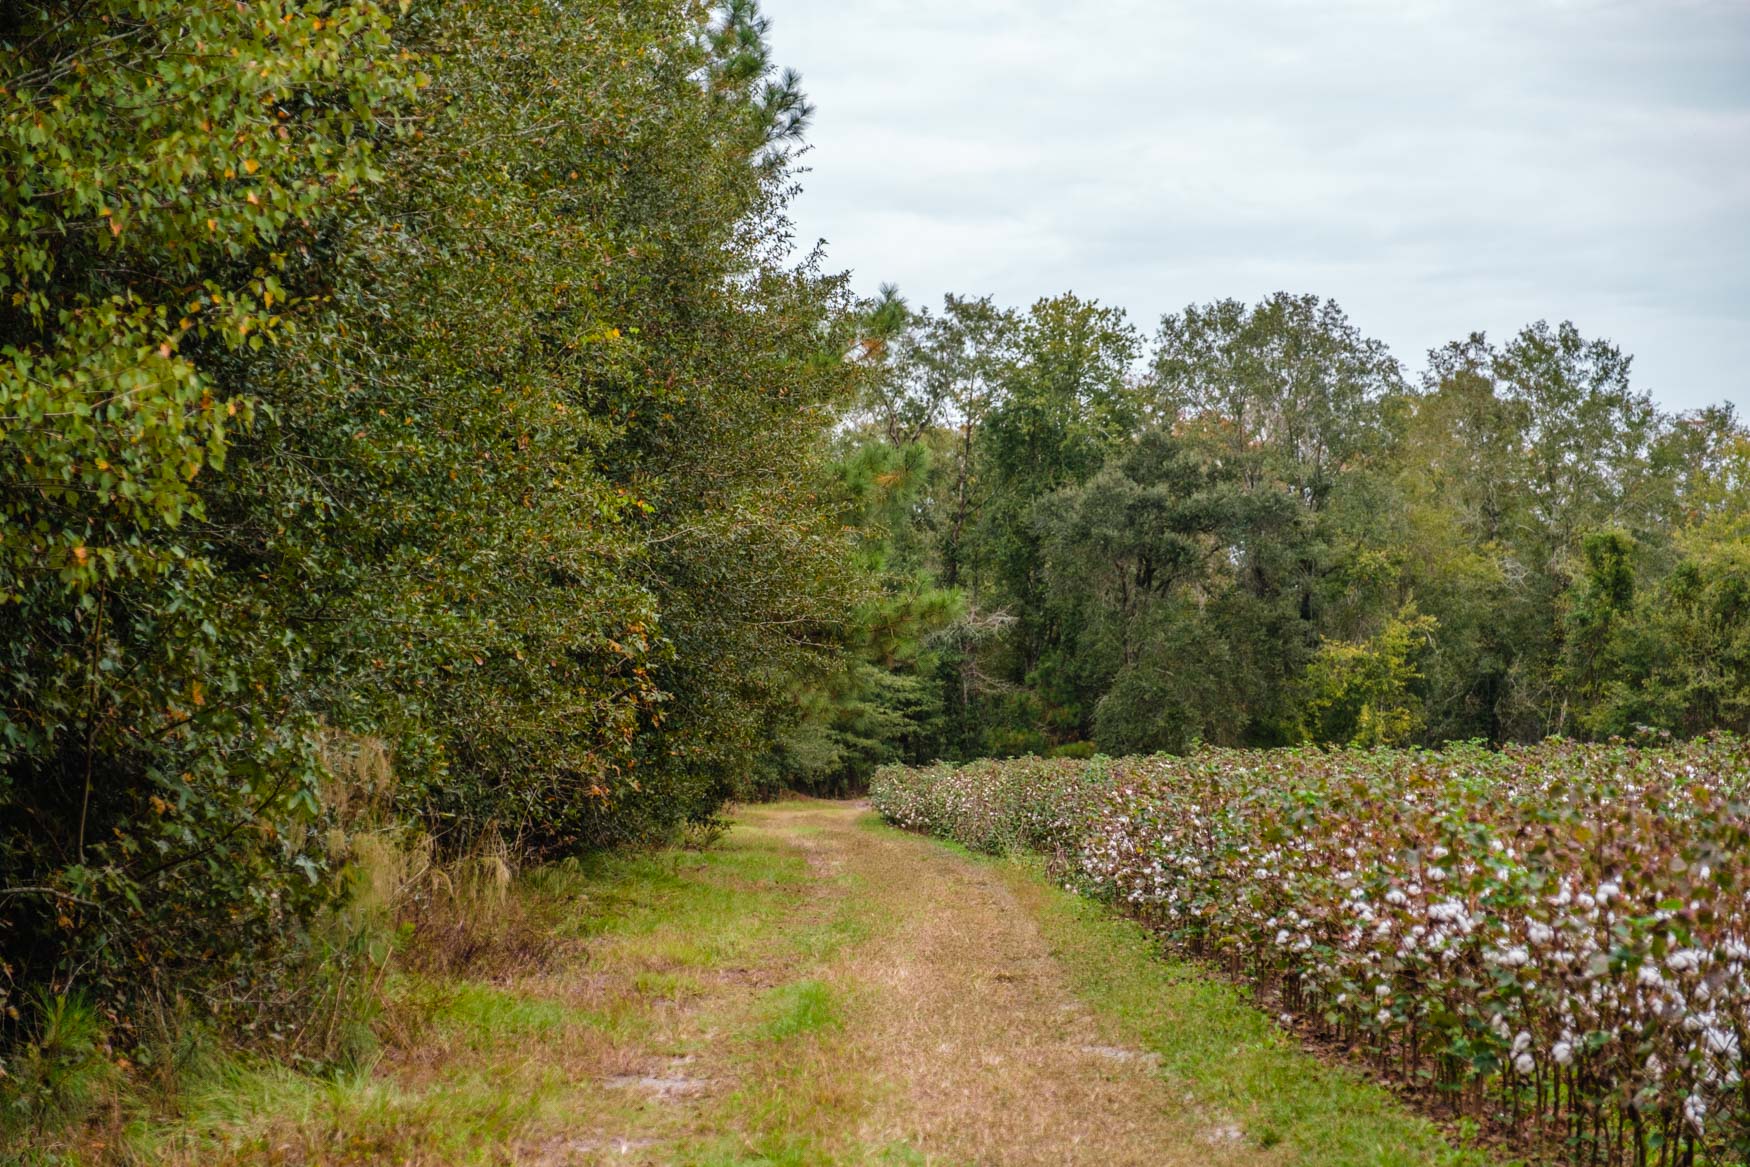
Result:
[776, 290, 1749, 791]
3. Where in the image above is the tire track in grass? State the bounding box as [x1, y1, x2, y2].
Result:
[551, 804, 878, 1166]
[828, 806, 1266, 1167]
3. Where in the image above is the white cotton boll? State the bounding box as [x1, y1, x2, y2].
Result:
[1514, 1052, 1535, 1075]
[1667, 949, 1701, 974]
[1429, 845, 1449, 861]
[1491, 1014, 1512, 1039]
[1492, 946, 1531, 969]
[1376, 983, 1392, 998]
[1684, 1092, 1707, 1132]
[1552, 1040, 1574, 1066]
[1275, 930, 1291, 946]
[1513, 1030, 1532, 1055]
[1279, 1013, 1294, 1026]
[1577, 893, 1596, 911]
[1527, 921, 1554, 945]
[1385, 888, 1407, 906]
[1428, 867, 1447, 883]
[1337, 993, 1348, 1006]
[1598, 881, 1620, 903]
[1638, 965, 1665, 989]
[1377, 1008, 1393, 1026]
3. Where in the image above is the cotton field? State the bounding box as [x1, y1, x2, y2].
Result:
[872, 738, 1750, 1166]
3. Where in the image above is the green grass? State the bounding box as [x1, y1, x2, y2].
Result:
[428, 980, 590, 1036]
[1000, 855, 1513, 1167]
[758, 979, 840, 1040]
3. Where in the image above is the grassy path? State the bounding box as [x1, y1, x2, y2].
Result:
[135, 801, 1494, 1166]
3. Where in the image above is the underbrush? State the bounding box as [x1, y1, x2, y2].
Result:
[0, 834, 575, 1164]
[873, 737, 1750, 1166]
[0, 735, 605, 1163]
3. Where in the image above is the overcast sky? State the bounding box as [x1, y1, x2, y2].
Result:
[760, 0, 1748, 412]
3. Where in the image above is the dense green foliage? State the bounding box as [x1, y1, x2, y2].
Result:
[830, 292, 1749, 774]
[2, 0, 422, 1069]
[1, 0, 865, 1079]
[874, 740, 1750, 1165]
